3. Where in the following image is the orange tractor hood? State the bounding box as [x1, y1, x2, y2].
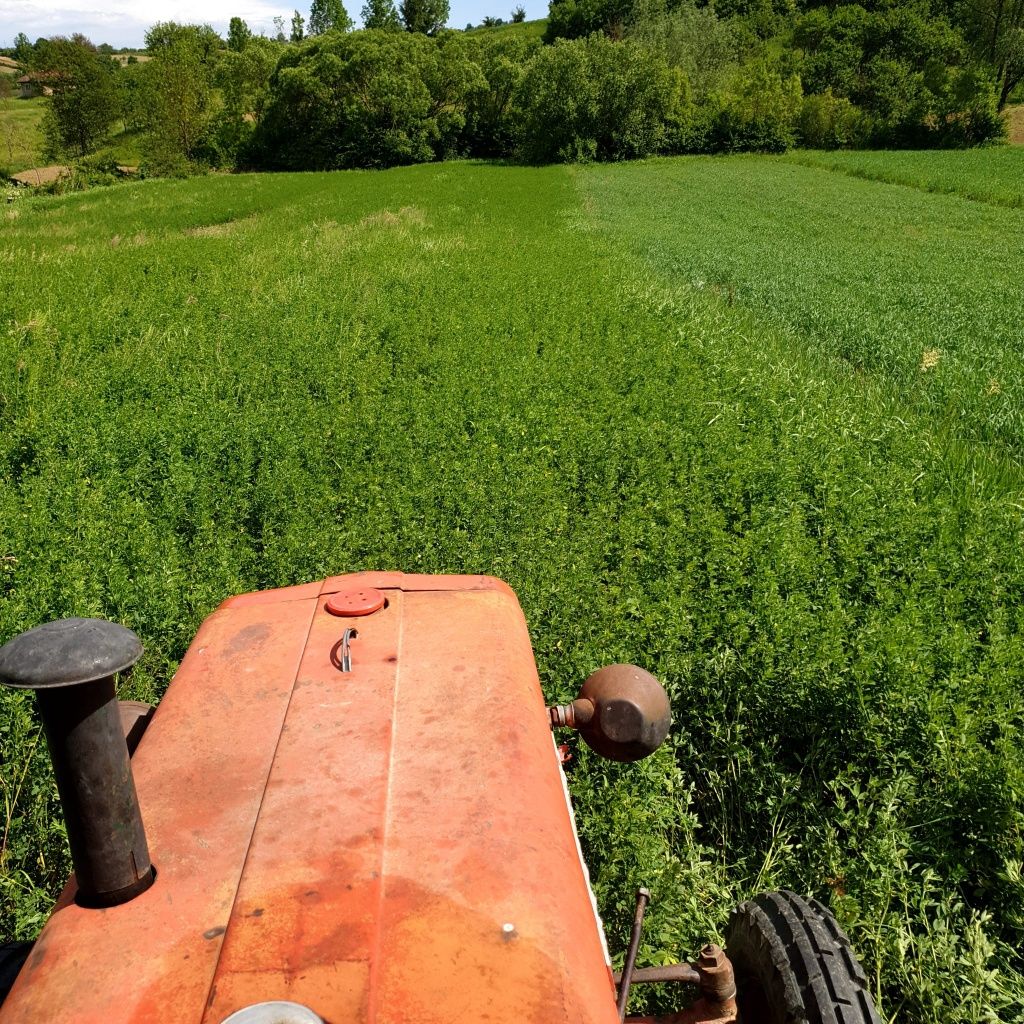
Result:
[2, 574, 619, 1024]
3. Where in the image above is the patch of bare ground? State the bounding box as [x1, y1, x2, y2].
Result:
[1007, 105, 1024, 145]
[9, 165, 71, 187]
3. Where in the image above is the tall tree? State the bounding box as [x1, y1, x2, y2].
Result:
[362, 0, 403, 30]
[13, 32, 33, 64]
[117, 59, 149, 133]
[400, 0, 449, 33]
[214, 36, 277, 160]
[142, 22, 221, 164]
[291, 10, 307, 40]
[273, 16, 288, 42]
[227, 17, 253, 51]
[958, 0, 1024, 107]
[217, 37, 277, 125]
[309, 0, 354, 34]
[37, 36, 118, 157]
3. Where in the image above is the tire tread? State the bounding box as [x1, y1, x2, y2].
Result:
[725, 890, 882, 1024]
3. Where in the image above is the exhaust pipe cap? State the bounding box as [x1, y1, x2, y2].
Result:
[0, 618, 143, 690]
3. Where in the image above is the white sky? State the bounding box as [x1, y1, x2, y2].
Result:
[1, 0, 548, 48]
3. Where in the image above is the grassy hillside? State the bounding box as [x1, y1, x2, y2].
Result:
[0, 97, 45, 174]
[0, 96, 144, 177]
[1, 156, 1023, 1022]
[466, 17, 547, 39]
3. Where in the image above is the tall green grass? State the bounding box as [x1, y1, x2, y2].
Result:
[787, 146, 1024, 209]
[0, 97, 45, 175]
[1, 158, 1023, 1022]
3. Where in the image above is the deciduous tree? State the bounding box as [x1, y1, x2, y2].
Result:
[291, 10, 307, 41]
[252, 29, 481, 166]
[517, 35, 683, 160]
[117, 59, 149, 133]
[37, 36, 119, 157]
[228, 17, 253, 51]
[309, 0, 354, 34]
[214, 37, 277, 161]
[462, 33, 538, 153]
[142, 22, 221, 166]
[400, 0, 450, 34]
[543, 0, 634, 42]
[958, 0, 1024, 107]
[13, 32, 33, 65]
[362, 0, 403, 31]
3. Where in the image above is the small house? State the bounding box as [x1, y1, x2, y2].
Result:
[17, 73, 56, 99]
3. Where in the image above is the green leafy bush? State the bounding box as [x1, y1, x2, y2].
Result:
[627, 0, 744, 105]
[252, 30, 484, 169]
[462, 34, 540, 155]
[799, 88, 864, 149]
[544, 0, 634, 43]
[718, 59, 803, 153]
[793, 2, 1005, 148]
[516, 35, 684, 161]
[211, 39, 278, 168]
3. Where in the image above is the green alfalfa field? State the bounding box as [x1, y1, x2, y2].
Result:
[2, 152, 1023, 1022]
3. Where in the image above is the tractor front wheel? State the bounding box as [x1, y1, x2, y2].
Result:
[724, 891, 881, 1024]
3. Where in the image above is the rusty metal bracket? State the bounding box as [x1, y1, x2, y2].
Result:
[614, 964, 701, 986]
[617, 887, 651, 1020]
[618, 944, 737, 1024]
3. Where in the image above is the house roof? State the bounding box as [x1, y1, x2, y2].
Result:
[17, 71, 61, 84]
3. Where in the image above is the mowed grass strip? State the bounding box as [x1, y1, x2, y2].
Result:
[1, 160, 1023, 1022]
[582, 155, 1024, 462]
[788, 145, 1024, 210]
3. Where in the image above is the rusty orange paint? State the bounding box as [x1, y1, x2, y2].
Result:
[1, 575, 619, 1024]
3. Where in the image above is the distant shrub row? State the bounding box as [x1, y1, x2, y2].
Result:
[243, 21, 1003, 171]
[8, 1, 1008, 180]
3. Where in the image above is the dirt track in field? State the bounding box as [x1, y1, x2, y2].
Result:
[9, 165, 70, 186]
[1008, 105, 1024, 145]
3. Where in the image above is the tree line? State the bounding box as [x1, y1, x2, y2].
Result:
[2, 0, 1019, 180]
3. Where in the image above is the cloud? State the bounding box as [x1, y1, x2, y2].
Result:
[0, 2, 297, 47]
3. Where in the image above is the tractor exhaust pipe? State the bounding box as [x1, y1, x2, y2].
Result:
[0, 618, 155, 908]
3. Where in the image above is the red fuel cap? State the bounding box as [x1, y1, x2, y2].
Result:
[325, 587, 386, 617]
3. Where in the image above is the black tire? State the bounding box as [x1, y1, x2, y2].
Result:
[0, 942, 32, 1007]
[724, 890, 881, 1024]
